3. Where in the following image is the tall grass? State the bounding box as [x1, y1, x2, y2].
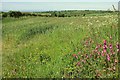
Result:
[2, 13, 119, 78]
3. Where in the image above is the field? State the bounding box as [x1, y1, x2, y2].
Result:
[2, 12, 119, 78]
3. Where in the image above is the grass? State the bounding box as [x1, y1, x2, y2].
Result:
[2, 13, 119, 78]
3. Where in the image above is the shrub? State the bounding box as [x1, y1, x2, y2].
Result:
[2, 12, 8, 18]
[8, 11, 22, 18]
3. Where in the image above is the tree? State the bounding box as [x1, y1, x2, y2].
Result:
[8, 11, 22, 18]
[59, 13, 65, 17]
[2, 12, 8, 17]
[83, 13, 86, 16]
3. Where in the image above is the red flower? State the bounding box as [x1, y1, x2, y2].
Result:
[97, 52, 100, 55]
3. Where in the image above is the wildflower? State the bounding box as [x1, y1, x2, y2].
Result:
[103, 45, 107, 49]
[72, 54, 78, 59]
[104, 40, 107, 45]
[101, 51, 104, 56]
[103, 40, 107, 53]
[109, 44, 112, 49]
[103, 49, 107, 53]
[81, 59, 86, 63]
[99, 44, 102, 47]
[85, 41, 88, 46]
[106, 54, 110, 61]
[97, 52, 100, 55]
[75, 56, 78, 59]
[112, 52, 115, 55]
[116, 42, 120, 52]
[110, 36, 112, 39]
[72, 54, 76, 57]
[86, 54, 89, 59]
[95, 46, 99, 50]
[76, 62, 80, 66]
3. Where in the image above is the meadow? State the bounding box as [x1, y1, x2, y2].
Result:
[2, 11, 119, 78]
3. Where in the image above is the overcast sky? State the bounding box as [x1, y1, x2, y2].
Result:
[1, 0, 120, 2]
[1, 0, 120, 12]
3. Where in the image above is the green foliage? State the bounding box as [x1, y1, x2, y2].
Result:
[2, 12, 8, 17]
[8, 11, 23, 18]
[2, 10, 117, 18]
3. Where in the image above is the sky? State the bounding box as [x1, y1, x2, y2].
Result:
[1, 0, 120, 2]
[1, 0, 120, 12]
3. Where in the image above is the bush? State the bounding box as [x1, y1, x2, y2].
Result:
[8, 11, 22, 18]
[2, 12, 8, 17]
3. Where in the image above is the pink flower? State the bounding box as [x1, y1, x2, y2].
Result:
[103, 44, 107, 53]
[103, 49, 106, 53]
[95, 50, 98, 53]
[104, 40, 107, 45]
[103, 45, 107, 50]
[104, 45, 108, 49]
[109, 44, 112, 49]
[97, 52, 100, 55]
[102, 53, 104, 56]
[116, 42, 119, 52]
[101, 51, 104, 56]
[75, 55, 78, 59]
[76, 62, 80, 66]
[86, 55, 89, 59]
[107, 54, 110, 61]
[95, 46, 99, 50]
[110, 49, 113, 54]
[90, 54, 93, 57]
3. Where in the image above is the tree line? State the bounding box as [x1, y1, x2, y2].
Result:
[2, 11, 52, 18]
[1, 10, 87, 18]
[1, 10, 115, 18]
